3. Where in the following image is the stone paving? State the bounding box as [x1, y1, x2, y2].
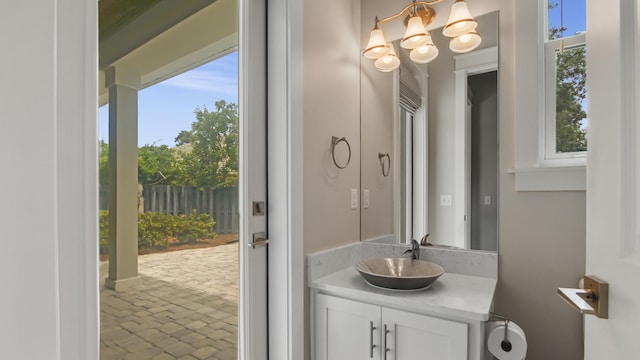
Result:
[100, 243, 239, 360]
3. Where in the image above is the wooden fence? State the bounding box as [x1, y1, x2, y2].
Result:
[99, 185, 239, 234]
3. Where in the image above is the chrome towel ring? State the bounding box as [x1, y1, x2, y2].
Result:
[331, 136, 351, 169]
[378, 152, 390, 177]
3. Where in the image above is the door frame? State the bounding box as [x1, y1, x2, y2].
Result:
[238, 0, 269, 358]
[453, 46, 498, 249]
[266, 0, 305, 358]
[53, 0, 304, 357]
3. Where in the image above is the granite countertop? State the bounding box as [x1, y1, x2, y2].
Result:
[309, 266, 497, 322]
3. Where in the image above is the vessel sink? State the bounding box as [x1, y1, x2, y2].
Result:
[355, 257, 445, 291]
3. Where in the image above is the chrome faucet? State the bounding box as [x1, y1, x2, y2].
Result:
[402, 239, 420, 260]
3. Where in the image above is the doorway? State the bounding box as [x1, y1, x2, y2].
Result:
[99, 54, 243, 359]
[467, 71, 498, 251]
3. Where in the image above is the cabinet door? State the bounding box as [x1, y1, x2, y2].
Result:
[382, 308, 468, 360]
[315, 293, 381, 360]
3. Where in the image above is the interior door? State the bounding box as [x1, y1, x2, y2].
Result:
[584, 0, 640, 357]
[238, 0, 268, 358]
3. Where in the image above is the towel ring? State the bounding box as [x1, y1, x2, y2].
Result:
[331, 136, 351, 169]
[378, 153, 390, 177]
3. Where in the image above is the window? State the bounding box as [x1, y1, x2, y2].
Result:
[543, 0, 587, 163]
[399, 107, 413, 245]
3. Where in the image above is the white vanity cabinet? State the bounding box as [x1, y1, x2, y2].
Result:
[314, 293, 468, 360]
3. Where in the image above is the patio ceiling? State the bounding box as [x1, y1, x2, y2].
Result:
[99, 0, 238, 106]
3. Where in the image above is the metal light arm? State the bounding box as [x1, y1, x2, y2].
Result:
[375, 0, 445, 27]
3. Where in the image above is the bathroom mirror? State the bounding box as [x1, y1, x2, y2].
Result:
[360, 10, 499, 252]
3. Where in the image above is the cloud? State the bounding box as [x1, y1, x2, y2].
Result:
[160, 65, 238, 98]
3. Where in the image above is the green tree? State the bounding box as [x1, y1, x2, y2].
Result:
[138, 143, 182, 186]
[549, 1, 587, 153]
[176, 100, 239, 188]
[99, 140, 109, 185]
[174, 130, 194, 146]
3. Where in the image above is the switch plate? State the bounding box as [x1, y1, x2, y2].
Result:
[484, 195, 491, 205]
[351, 189, 358, 209]
[440, 195, 452, 207]
[363, 189, 370, 209]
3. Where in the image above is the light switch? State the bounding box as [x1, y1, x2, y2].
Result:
[440, 195, 452, 207]
[363, 189, 370, 209]
[351, 189, 358, 209]
[484, 195, 492, 205]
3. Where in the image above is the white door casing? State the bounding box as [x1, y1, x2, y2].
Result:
[453, 47, 499, 249]
[239, 0, 269, 358]
[266, 0, 305, 358]
[584, 0, 640, 358]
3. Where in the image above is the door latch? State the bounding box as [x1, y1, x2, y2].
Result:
[558, 275, 609, 319]
[249, 232, 269, 249]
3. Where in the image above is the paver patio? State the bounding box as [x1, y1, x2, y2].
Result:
[100, 243, 239, 360]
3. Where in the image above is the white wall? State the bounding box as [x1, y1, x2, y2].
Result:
[0, 1, 99, 359]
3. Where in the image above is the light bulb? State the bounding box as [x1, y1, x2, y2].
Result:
[449, 31, 481, 53]
[401, 16, 428, 49]
[374, 43, 400, 72]
[410, 32, 439, 64]
[443, 0, 478, 38]
[364, 27, 390, 60]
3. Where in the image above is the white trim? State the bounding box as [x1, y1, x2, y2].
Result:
[57, 0, 100, 357]
[620, 0, 639, 261]
[267, 0, 305, 358]
[414, 73, 429, 238]
[508, 166, 586, 191]
[454, 47, 499, 73]
[542, 33, 587, 163]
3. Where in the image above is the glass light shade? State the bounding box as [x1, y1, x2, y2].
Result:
[374, 43, 400, 72]
[364, 28, 390, 60]
[410, 36, 439, 64]
[449, 31, 482, 53]
[400, 16, 428, 49]
[442, 0, 478, 38]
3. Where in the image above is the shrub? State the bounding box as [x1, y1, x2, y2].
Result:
[99, 210, 109, 254]
[138, 212, 170, 249]
[175, 210, 216, 244]
[99, 210, 216, 253]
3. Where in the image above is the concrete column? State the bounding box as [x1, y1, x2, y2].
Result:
[105, 66, 142, 291]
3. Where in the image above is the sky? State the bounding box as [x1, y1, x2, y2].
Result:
[99, 51, 238, 147]
[548, 0, 586, 37]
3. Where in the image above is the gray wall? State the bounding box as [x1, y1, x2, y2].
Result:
[469, 72, 498, 251]
[303, 0, 361, 358]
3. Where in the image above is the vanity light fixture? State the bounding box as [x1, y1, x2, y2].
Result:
[364, 0, 482, 72]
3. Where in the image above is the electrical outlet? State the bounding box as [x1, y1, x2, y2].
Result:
[351, 189, 358, 209]
[363, 189, 370, 209]
[440, 195, 452, 207]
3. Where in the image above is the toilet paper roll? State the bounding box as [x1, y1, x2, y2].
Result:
[487, 321, 527, 360]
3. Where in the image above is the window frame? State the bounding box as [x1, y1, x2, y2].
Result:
[543, 32, 587, 164]
[510, 0, 587, 192]
[540, 1, 588, 167]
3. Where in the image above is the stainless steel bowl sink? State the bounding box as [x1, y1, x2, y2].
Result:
[355, 257, 445, 291]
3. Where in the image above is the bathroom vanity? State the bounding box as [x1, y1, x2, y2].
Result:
[308, 242, 497, 360]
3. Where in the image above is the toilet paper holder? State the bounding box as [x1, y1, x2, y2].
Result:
[488, 313, 514, 353]
[557, 275, 609, 319]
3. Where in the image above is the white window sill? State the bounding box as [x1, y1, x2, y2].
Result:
[507, 166, 586, 191]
